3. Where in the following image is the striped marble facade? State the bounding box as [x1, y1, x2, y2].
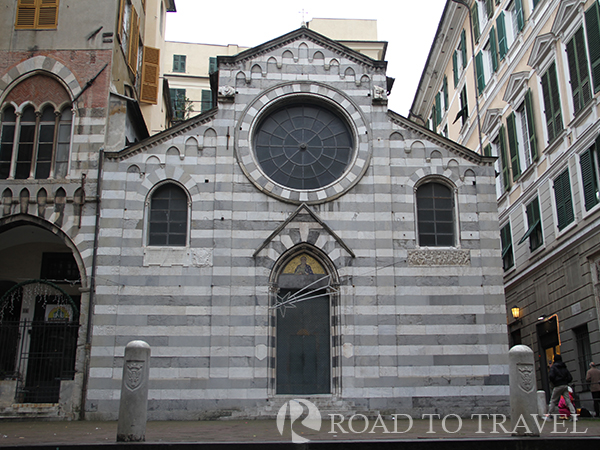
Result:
[86, 28, 510, 420]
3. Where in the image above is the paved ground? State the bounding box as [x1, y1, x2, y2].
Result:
[0, 417, 599, 446]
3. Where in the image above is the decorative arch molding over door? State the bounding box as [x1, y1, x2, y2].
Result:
[269, 245, 340, 396]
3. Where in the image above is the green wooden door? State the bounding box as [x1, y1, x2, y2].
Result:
[276, 289, 330, 394]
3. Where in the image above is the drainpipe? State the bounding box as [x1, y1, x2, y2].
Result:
[80, 148, 103, 419]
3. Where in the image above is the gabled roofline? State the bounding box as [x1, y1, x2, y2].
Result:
[105, 108, 218, 160]
[218, 27, 387, 70]
[388, 110, 496, 166]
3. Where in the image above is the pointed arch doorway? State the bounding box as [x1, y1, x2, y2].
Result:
[272, 250, 337, 395]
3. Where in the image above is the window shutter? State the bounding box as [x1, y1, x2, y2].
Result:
[461, 30, 467, 69]
[576, 27, 592, 106]
[490, 26, 499, 72]
[127, 7, 139, 74]
[15, 0, 37, 29]
[497, 12, 508, 60]
[580, 147, 599, 211]
[499, 125, 511, 191]
[209, 57, 217, 74]
[453, 51, 459, 87]
[585, 1, 600, 93]
[140, 46, 160, 104]
[117, 0, 125, 40]
[435, 92, 441, 126]
[548, 63, 563, 140]
[524, 89, 538, 161]
[472, 3, 480, 43]
[542, 64, 563, 143]
[553, 169, 574, 230]
[37, 0, 59, 29]
[443, 76, 449, 112]
[483, 144, 492, 156]
[201, 90, 213, 113]
[475, 51, 485, 94]
[485, 0, 494, 19]
[566, 36, 581, 113]
[515, 0, 524, 32]
[567, 28, 592, 114]
[506, 112, 521, 180]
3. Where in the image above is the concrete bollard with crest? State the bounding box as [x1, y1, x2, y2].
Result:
[116, 340, 151, 442]
[509, 344, 539, 436]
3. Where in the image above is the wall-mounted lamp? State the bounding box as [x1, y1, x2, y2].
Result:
[538, 314, 547, 321]
[511, 306, 521, 320]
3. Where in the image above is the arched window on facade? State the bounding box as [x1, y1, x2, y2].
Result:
[148, 183, 188, 246]
[0, 104, 72, 180]
[416, 181, 455, 247]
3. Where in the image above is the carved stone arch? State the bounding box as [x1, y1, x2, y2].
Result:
[144, 178, 192, 206]
[429, 149, 443, 162]
[298, 42, 309, 60]
[329, 59, 340, 75]
[2, 188, 13, 217]
[127, 164, 142, 175]
[203, 128, 217, 150]
[53, 187, 66, 227]
[412, 173, 457, 193]
[144, 155, 161, 174]
[166, 146, 182, 165]
[38, 100, 59, 114]
[446, 158, 461, 181]
[411, 140, 426, 157]
[267, 243, 341, 396]
[282, 50, 295, 62]
[235, 71, 247, 87]
[185, 137, 199, 156]
[343, 67, 355, 81]
[16, 101, 38, 115]
[463, 168, 477, 183]
[267, 57, 279, 72]
[360, 74, 370, 86]
[19, 188, 30, 215]
[37, 188, 48, 218]
[0, 213, 89, 288]
[127, 164, 141, 174]
[251, 64, 263, 78]
[313, 51, 325, 63]
[0, 56, 83, 103]
[73, 187, 84, 224]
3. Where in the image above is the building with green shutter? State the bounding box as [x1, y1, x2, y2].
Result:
[410, 0, 600, 413]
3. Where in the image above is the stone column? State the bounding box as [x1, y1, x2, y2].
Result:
[117, 340, 151, 442]
[509, 345, 539, 436]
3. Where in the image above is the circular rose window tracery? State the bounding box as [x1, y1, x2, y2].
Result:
[254, 104, 353, 190]
[235, 83, 371, 205]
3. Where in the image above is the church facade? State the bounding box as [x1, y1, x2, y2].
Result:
[85, 28, 510, 420]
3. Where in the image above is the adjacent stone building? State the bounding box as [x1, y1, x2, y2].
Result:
[85, 27, 510, 420]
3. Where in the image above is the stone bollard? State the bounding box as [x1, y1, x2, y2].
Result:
[537, 390, 547, 416]
[509, 345, 539, 436]
[117, 340, 151, 442]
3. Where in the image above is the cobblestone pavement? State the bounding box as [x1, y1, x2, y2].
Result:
[0, 418, 599, 446]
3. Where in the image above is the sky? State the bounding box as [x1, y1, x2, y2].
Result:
[165, 0, 447, 117]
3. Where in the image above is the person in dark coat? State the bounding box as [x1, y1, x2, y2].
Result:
[546, 354, 576, 420]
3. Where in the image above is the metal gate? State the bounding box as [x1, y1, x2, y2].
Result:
[0, 280, 79, 404]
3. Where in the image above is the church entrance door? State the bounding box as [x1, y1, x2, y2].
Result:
[275, 253, 331, 395]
